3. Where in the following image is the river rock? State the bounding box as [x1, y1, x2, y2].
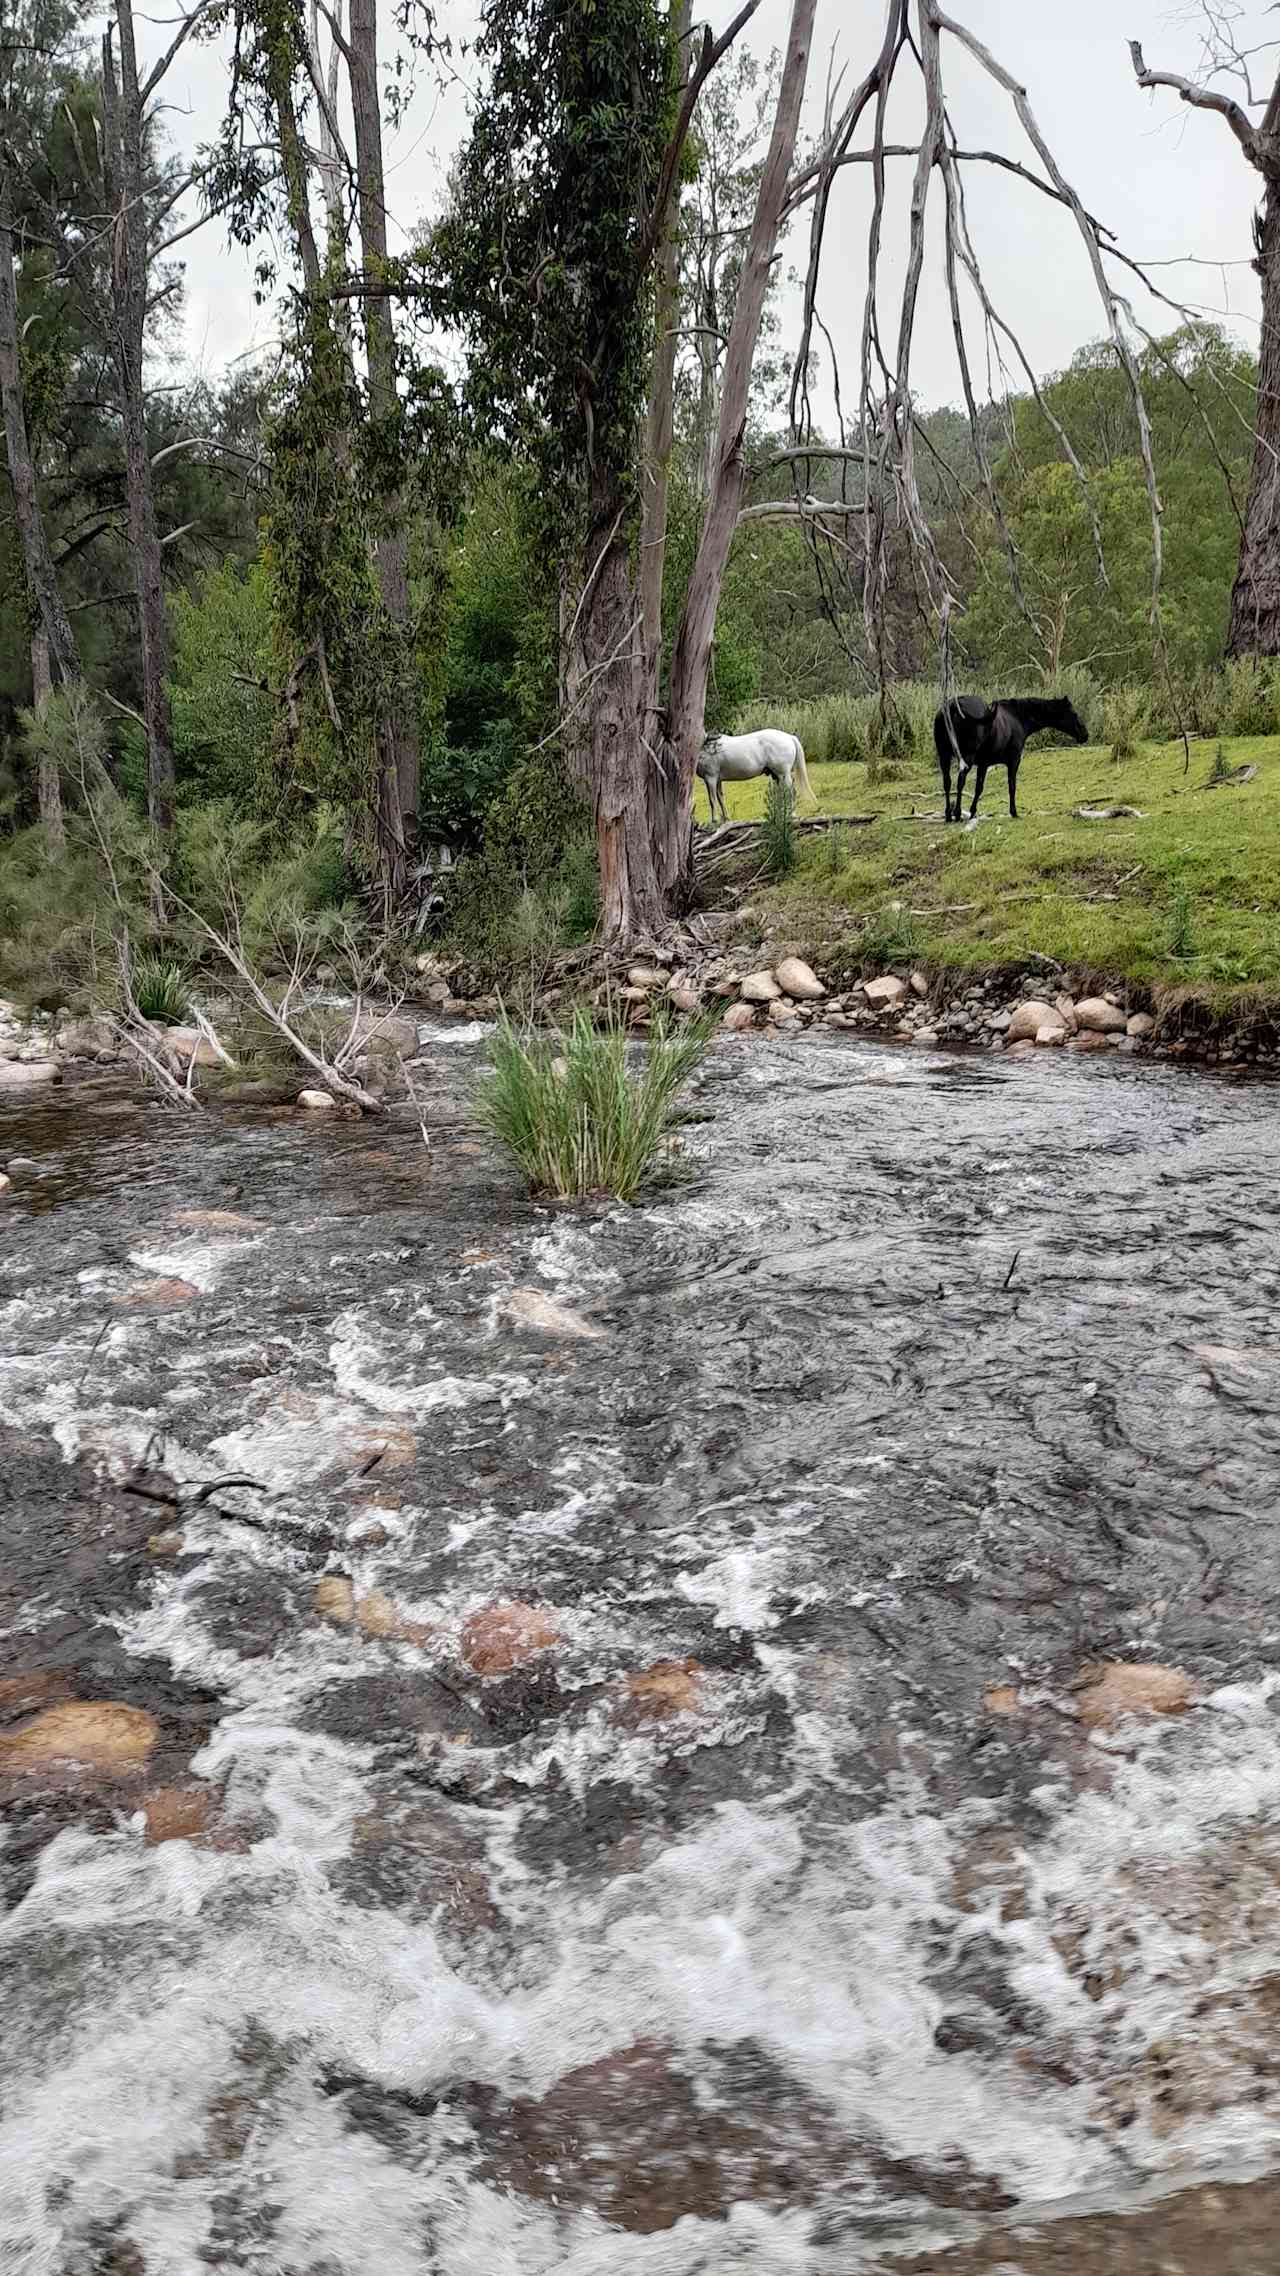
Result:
[623, 1659, 704, 1719]
[1075, 996, 1127, 1034]
[58, 1013, 118, 1060]
[349, 1011, 420, 1058]
[0, 1700, 159, 1774]
[120, 1277, 200, 1308]
[355, 1589, 435, 1647]
[863, 975, 907, 1008]
[158, 1025, 224, 1069]
[775, 956, 825, 1002]
[297, 1088, 335, 1110]
[1035, 1023, 1066, 1048]
[1074, 1661, 1195, 1730]
[461, 1600, 561, 1677]
[767, 996, 799, 1024]
[721, 1002, 755, 1032]
[667, 980, 700, 1014]
[504, 1288, 604, 1340]
[315, 1575, 356, 1624]
[913, 1028, 939, 1047]
[910, 970, 929, 998]
[1068, 1031, 1111, 1054]
[171, 1208, 265, 1232]
[1007, 1000, 1057, 1043]
[1127, 1011, 1155, 1039]
[0, 1173, 10, 1195]
[141, 1785, 215, 1845]
[740, 970, 781, 1004]
[0, 1060, 59, 1089]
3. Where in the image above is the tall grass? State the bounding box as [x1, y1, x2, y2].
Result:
[762, 775, 797, 878]
[477, 1009, 713, 1202]
[131, 956, 191, 1023]
[1103, 683, 1150, 763]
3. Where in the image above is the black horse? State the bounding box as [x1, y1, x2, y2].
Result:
[933, 694, 1088, 822]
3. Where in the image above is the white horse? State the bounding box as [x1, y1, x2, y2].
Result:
[696, 728, 816, 825]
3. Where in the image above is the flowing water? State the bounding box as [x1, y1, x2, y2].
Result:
[2, 1028, 1280, 2274]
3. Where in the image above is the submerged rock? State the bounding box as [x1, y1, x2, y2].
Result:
[314, 1575, 356, 1625]
[623, 1659, 704, 1718]
[141, 1785, 215, 1845]
[503, 1288, 605, 1340]
[1075, 1661, 1195, 1729]
[120, 1277, 200, 1308]
[461, 1601, 561, 1678]
[0, 1700, 159, 1774]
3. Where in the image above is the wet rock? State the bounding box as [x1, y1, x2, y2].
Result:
[864, 975, 907, 1008]
[503, 1288, 604, 1340]
[354, 1589, 436, 1648]
[740, 970, 781, 1004]
[1007, 1000, 1058, 1043]
[767, 996, 799, 1025]
[0, 1060, 59, 1089]
[1067, 1031, 1111, 1055]
[721, 1002, 755, 1032]
[1074, 1661, 1195, 1729]
[913, 1029, 939, 1048]
[315, 1575, 356, 1625]
[1035, 1024, 1066, 1048]
[1075, 996, 1128, 1034]
[141, 1784, 215, 1844]
[297, 1088, 335, 1110]
[775, 956, 825, 1002]
[171, 1208, 265, 1232]
[0, 1700, 159, 1775]
[349, 1011, 419, 1058]
[119, 1276, 200, 1308]
[0, 1172, 10, 1194]
[1127, 1011, 1155, 1039]
[4, 1156, 38, 1174]
[146, 1530, 185, 1558]
[461, 1600, 561, 1678]
[983, 1685, 1021, 1716]
[623, 1659, 704, 1719]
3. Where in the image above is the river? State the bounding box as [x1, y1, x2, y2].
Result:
[2, 1026, 1279, 2273]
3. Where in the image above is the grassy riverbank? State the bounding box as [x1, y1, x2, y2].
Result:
[711, 732, 1280, 1006]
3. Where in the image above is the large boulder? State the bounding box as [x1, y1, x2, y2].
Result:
[1075, 996, 1127, 1034]
[775, 956, 825, 1002]
[0, 1060, 59, 1090]
[863, 975, 907, 1008]
[1007, 1000, 1058, 1043]
[347, 1010, 420, 1058]
[1126, 1011, 1155, 1039]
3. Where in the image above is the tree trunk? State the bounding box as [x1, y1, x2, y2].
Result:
[0, 177, 81, 698]
[1228, 173, 1280, 654]
[102, 7, 177, 832]
[30, 630, 67, 853]
[568, 484, 667, 945]
[654, 0, 815, 900]
[637, 0, 691, 754]
[348, 0, 421, 888]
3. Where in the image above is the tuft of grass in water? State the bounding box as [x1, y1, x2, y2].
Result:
[131, 955, 191, 1023]
[762, 774, 797, 879]
[476, 1007, 714, 1203]
[1207, 741, 1233, 786]
[1166, 885, 1197, 961]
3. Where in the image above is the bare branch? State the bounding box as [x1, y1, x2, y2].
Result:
[636, 0, 762, 276]
[1129, 37, 1266, 164]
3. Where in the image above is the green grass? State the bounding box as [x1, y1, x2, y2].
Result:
[131, 956, 191, 1024]
[709, 731, 1280, 1006]
[476, 1008, 713, 1202]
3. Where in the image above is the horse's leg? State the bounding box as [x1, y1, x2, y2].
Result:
[703, 770, 719, 824]
[955, 762, 969, 820]
[969, 762, 989, 820]
[716, 775, 730, 825]
[1008, 758, 1020, 819]
[940, 752, 953, 821]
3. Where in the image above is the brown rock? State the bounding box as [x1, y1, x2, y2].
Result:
[1035, 1023, 1066, 1048]
[910, 969, 930, 998]
[1068, 1031, 1111, 1054]
[1074, 1661, 1195, 1730]
[142, 1785, 215, 1844]
[775, 956, 825, 1002]
[627, 966, 665, 991]
[983, 1684, 1021, 1717]
[721, 1002, 755, 1032]
[347, 1421, 417, 1472]
[0, 1671, 74, 1723]
[667, 982, 700, 1015]
[0, 1700, 159, 1774]
[1127, 1011, 1155, 1039]
[863, 975, 908, 1008]
[624, 1659, 704, 1718]
[159, 1026, 223, 1069]
[461, 1600, 561, 1678]
[740, 969, 781, 1004]
[1007, 1000, 1058, 1043]
[1075, 996, 1128, 1035]
[147, 1529, 185, 1558]
[120, 1277, 200, 1308]
[314, 1575, 356, 1624]
[354, 1589, 435, 1648]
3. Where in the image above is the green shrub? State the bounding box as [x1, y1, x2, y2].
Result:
[1167, 885, 1197, 960]
[1103, 684, 1149, 762]
[477, 1008, 713, 1201]
[762, 774, 796, 879]
[131, 955, 191, 1023]
[1207, 741, 1233, 786]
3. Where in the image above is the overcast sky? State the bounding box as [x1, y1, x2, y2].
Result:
[148, 0, 1269, 416]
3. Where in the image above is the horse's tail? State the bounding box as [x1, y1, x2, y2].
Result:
[791, 734, 816, 805]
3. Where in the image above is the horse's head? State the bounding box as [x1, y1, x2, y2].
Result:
[1049, 698, 1089, 746]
